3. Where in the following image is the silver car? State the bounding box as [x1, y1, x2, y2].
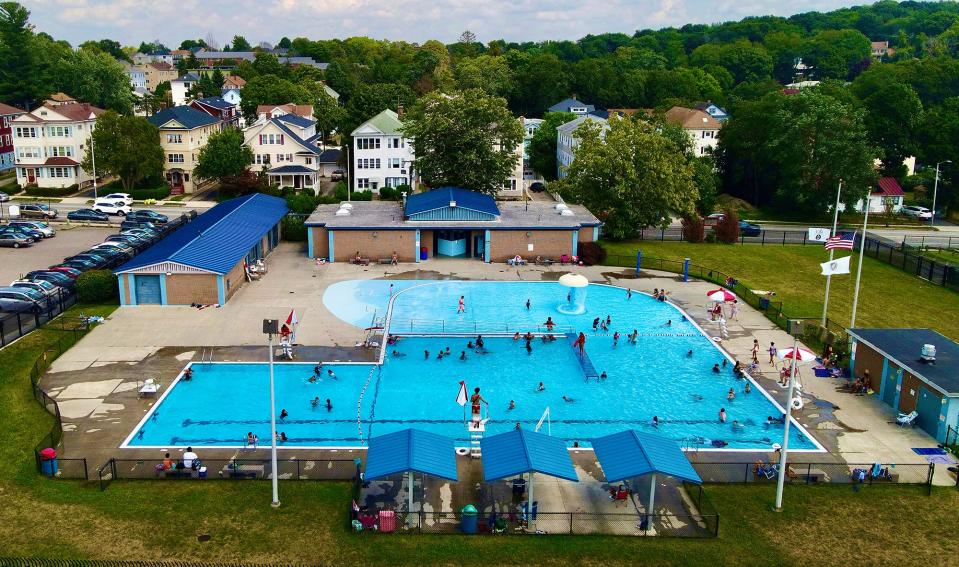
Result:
[0, 233, 32, 248]
[9, 220, 56, 238]
[11, 279, 60, 297]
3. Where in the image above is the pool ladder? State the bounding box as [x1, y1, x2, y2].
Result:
[468, 418, 487, 459]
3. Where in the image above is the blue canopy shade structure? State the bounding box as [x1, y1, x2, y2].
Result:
[480, 428, 578, 482]
[591, 430, 701, 484]
[364, 428, 458, 481]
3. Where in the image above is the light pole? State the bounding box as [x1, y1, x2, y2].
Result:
[89, 132, 99, 200]
[775, 339, 812, 511]
[263, 319, 281, 508]
[931, 160, 951, 227]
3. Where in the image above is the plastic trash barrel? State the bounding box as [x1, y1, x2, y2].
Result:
[39, 447, 58, 476]
[461, 504, 478, 534]
[420, 246, 428, 260]
[759, 297, 770, 310]
[198, 466, 208, 478]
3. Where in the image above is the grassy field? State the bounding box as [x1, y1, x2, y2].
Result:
[2, 301, 958, 564]
[601, 240, 959, 340]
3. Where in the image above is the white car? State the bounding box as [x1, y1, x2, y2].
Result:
[900, 205, 933, 220]
[93, 199, 132, 216]
[10, 279, 59, 297]
[103, 192, 133, 205]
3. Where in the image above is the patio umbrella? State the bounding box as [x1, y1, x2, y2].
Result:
[706, 288, 736, 302]
[776, 346, 817, 362]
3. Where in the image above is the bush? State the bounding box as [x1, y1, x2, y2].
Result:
[714, 208, 740, 244]
[102, 178, 170, 201]
[286, 192, 318, 214]
[681, 215, 705, 243]
[129, 185, 170, 201]
[76, 270, 119, 303]
[378, 185, 409, 201]
[24, 184, 77, 197]
[577, 242, 607, 266]
[281, 215, 307, 241]
[333, 181, 348, 201]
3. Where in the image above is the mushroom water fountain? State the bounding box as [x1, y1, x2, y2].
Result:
[557, 273, 589, 315]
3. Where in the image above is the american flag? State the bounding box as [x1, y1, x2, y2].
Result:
[824, 232, 856, 250]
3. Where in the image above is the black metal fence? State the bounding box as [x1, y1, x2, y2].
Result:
[690, 461, 936, 493]
[0, 287, 76, 347]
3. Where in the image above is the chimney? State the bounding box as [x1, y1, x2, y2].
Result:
[397, 104, 405, 120]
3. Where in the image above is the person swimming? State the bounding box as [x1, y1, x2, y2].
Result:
[600, 371, 608, 380]
[311, 397, 319, 408]
[308, 374, 318, 383]
[732, 420, 743, 429]
[630, 330, 638, 343]
[722, 359, 728, 368]
[392, 350, 406, 357]
[325, 399, 332, 411]
[437, 351, 444, 360]
[562, 395, 575, 403]
[445, 346, 451, 355]
[712, 363, 721, 373]
[690, 393, 704, 402]
[536, 382, 545, 392]
[280, 409, 289, 420]
[652, 415, 659, 427]
[744, 382, 751, 394]
[727, 388, 735, 401]
[476, 335, 485, 349]
[525, 342, 532, 354]
[460, 351, 467, 360]
[424, 350, 430, 359]
[513, 332, 520, 340]
[508, 400, 516, 410]
[665, 319, 672, 326]
[327, 369, 337, 380]
[686, 350, 693, 358]
[313, 364, 322, 377]
[467, 341, 474, 349]
[719, 408, 727, 422]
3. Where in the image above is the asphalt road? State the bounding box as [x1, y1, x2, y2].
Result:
[1, 200, 209, 226]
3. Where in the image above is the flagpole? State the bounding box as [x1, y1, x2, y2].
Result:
[820, 180, 843, 326]
[849, 203, 870, 329]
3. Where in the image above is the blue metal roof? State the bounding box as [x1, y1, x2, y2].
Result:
[148, 105, 220, 130]
[548, 98, 596, 113]
[275, 113, 316, 129]
[481, 429, 578, 482]
[591, 430, 701, 484]
[115, 193, 288, 275]
[195, 96, 235, 110]
[268, 165, 314, 174]
[404, 187, 499, 218]
[364, 428, 458, 481]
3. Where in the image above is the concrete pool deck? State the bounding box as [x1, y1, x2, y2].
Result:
[40, 243, 954, 486]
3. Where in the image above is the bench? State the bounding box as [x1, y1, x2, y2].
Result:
[377, 258, 393, 265]
[350, 258, 371, 266]
[535, 258, 555, 266]
[789, 466, 830, 483]
[156, 466, 204, 479]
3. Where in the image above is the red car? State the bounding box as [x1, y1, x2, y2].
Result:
[47, 266, 83, 279]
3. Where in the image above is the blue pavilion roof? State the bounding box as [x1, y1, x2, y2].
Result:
[481, 428, 578, 482]
[591, 430, 701, 484]
[364, 428, 458, 481]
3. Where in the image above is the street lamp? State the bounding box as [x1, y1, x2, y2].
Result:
[262, 318, 281, 508]
[931, 160, 952, 227]
[774, 340, 816, 511]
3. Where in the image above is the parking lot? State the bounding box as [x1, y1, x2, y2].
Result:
[0, 226, 114, 284]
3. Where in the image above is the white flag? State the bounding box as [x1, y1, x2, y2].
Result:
[456, 381, 468, 407]
[808, 228, 830, 243]
[820, 255, 851, 276]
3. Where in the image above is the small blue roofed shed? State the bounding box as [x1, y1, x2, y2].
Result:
[114, 193, 287, 306]
[364, 428, 458, 481]
[404, 187, 500, 221]
[591, 430, 701, 484]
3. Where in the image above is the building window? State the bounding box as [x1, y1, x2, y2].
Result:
[48, 166, 73, 178]
[385, 177, 407, 187]
[357, 178, 370, 189]
[48, 146, 74, 157]
[388, 158, 402, 169]
[168, 153, 185, 163]
[305, 157, 313, 165]
[356, 137, 380, 150]
[254, 154, 270, 165]
[16, 146, 41, 159]
[166, 134, 182, 143]
[47, 125, 71, 137]
[387, 137, 403, 149]
[15, 127, 37, 138]
[259, 133, 284, 145]
[357, 158, 381, 169]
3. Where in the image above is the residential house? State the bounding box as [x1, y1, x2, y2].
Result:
[190, 96, 240, 128]
[194, 51, 328, 70]
[132, 52, 153, 66]
[548, 97, 596, 116]
[149, 51, 173, 65]
[244, 113, 322, 193]
[853, 177, 905, 214]
[147, 106, 221, 195]
[555, 114, 609, 179]
[256, 103, 314, 123]
[140, 62, 177, 92]
[0, 102, 24, 172]
[11, 95, 105, 188]
[171, 73, 201, 107]
[170, 49, 191, 63]
[317, 148, 342, 178]
[521, 117, 543, 179]
[321, 83, 340, 104]
[223, 75, 246, 90]
[122, 62, 147, 91]
[871, 41, 894, 60]
[695, 102, 729, 122]
[350, 108, 415, 193]
[221, 88, 242, 117]
[664, 106, 722, 157]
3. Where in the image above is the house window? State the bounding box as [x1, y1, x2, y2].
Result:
[16, 146, 41, 159]
[358, 158, 381, 169]
[305, 157, 312, 165]
[47, 125, 71, 137]
[503, 179, 517, 191]
[357, 178, 370, 189]
[254, 154, 270, 165]
[259, 133, 284, 145]
[166, 134, 182, 143]
[15, 127, 37, 138]
[388, 158, 402, 169]
[168, 153, 185, 163]
[356, 137, 380, 150]
[387, 137, 403, 148]
[385, 177, 407, 187]
[48, 146, 74, 157]
[48, 166, 73, 178]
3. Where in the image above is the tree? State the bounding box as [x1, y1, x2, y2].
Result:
[559, 115, 698, 239]
[804, 29, 871, 80]
[310, 87, 345, 141]
[918, 97, 959, 210]
[508, 52, 569, 116]
[53, 47, 133, 113]
[194, 128, 253, 182]
[277, 37, 292, 50]
[862, 82, 923, 177]
[0, 2, 45, 108]
[239, 74, 313, 123]
[178, 38, 207, 51]
[229, 35, 252, 52]
[528, 111, 575, 180]
[714, 209, 740, 243]
[401, 88, 523, 195]
[81, 111, 163, 191]
[341, 82, 416, 137]
[450, 55, 513, 97]
[79, 39, 128, 61]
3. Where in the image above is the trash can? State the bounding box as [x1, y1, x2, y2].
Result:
[39, 447, 58, 477]
[759, 297, 770, 310]
[198, 466, 208, 478]
[522, 500, 539, 521]
[420, 246, 428, 261]
[460, 504, 478, 534]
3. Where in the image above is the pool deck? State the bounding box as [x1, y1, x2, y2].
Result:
[41, 243, 955, 486]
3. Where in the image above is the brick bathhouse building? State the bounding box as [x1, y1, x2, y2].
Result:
[304, 187, 601, 263]
[0, 102, 24, 172]
[114, 193, 287, 306]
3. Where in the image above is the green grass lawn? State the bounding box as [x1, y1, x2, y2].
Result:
[918, 248, 959, 266]
[600, 241, 959, 340]
[2, 300, 959, 564]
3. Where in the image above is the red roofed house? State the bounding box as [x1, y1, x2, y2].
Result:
[854, 177, 905, 213]
[11, 94, 105, 189]
[0, 101, 24, 172]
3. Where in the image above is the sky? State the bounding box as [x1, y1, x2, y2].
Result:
[23, 0, 861, 48]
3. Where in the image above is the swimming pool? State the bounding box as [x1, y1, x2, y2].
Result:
[125, 280, 821, 451]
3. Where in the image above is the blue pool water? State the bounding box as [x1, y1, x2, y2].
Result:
[126, 280, 820, 451]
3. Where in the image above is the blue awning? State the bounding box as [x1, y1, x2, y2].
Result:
[481, 429, 578, 482]
[364, 428, 458, 481]
[591, 430, 701, 484]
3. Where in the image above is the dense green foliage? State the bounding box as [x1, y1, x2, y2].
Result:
[195, 128, 254, 181]
[81, 111, 164, 191]
[75, 270, 119, 303]
[528, 112, 576, 179]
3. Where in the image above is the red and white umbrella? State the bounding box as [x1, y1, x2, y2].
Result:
[706, 288, 736, 302]
[777, 346, 817, 363]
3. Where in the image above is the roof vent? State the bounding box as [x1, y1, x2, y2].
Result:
[920, 344, 936, 363]
[560, 209, 575, 216]
[339, 202, 353, 210]
[449, 200, 457, 208]
[335, 207, 350, 216]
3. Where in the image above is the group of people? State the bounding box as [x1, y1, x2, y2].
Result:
[849, 370, 871, 395]
[158, 447, 201, 472]
[652, 288, 669, 302]
[592, 315, 613, 331]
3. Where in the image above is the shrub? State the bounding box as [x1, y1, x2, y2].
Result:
[129, 185, 170, 201]
[681, 215, 705, 243]
[76, 270, 119, 303]
[286, 192, 318, 214]
[24, 185, 77, 197]
[281, 215, 307, 241]
[714, 208, 740, 243]
[333, 181, 348, 201]
[577, 242, 607, 266]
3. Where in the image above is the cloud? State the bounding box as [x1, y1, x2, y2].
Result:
[22, 0, 861, 47]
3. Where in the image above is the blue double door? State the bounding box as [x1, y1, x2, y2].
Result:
[135, 275, 162, 305]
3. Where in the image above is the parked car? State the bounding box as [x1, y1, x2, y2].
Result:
[93, 241, 136, 255]
[0, 191, 10, 202]
[330, 169, 344, 181]
[0, 233, 32, 248]
[93, 199, 131, 216]
[67, 208, 110, 222]
[126, 210, 169, 224]
[121, 227, 159, 241]
[47, 266, 82, 279]
[10, 279, 59, 298]
[738, 221, 762, 237]
[120, 219, 157, 232]
[0, 297, 36, 312]
[64, 252, 111, 268]
[105, 234, 148, 249]
[703, 212, 726, 227]
[24, 271, 76, 288]
[0, 286, 48, 308]
[9, 220, 55, 238]
[18, 203, 58, 219]
[0, 225, 43, 241]
[900, 205, 933, 220]
[529, 181, 545, 193]
[56, 258, 101, 271]
[102, 192, 133, 205]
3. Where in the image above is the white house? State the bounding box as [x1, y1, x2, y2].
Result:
[244, 114, 322, 193]
[11, 94, 105, 189]
[854, 177, 905, 214]
[171, 73, 200, 107]
[350, 108, 415, 193]
[555, 115, 608, 179]
[522, 117, 543, 179]
[122, 62, 146, 91]
[665, 106, 722, 157]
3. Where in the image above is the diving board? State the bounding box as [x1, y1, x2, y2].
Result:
[566, 332, 599, 380]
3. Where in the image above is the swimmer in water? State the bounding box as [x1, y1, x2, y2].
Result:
[537, 382, 545, 392]
[687, 350, 693, 357]
[744, 382, 751, 394]
[712, 363, 721, 373]
[424, 350, 430, 359]
[508, 400, 516, 410]
[722, 359, 728, 368]
[280, 409, 289, 420]
[392, 350, 406, 357]
[325, 399, 332, 411]
[311, 397, 319, 407]
[467, 341, 474, 349]
[727, 388, 735, 401]
[690, 393, 704, 402]
[513, 332, 520, 340]
[460, 351, 467, 360]
[652, 415, 659, 427]
[437, 351, 444, 360]
[562, 395, 575, 403]
[666, 319, 672, 326]
[732, 420, 742, 429]
[681, 315, 687, 322]
[327, 369, 337, 380]
[719, 408, 727, 423]
[600, 371, 608, 380]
